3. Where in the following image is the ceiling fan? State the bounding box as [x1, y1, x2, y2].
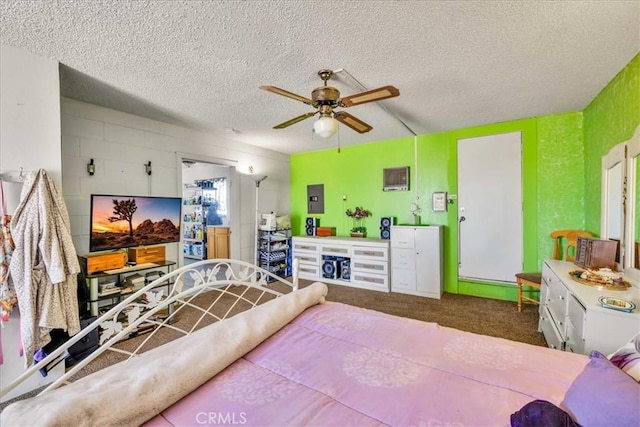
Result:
[260, 69, 399, 138]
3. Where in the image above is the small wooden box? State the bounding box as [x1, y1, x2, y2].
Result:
[128, 246, 166, 264]
[574, 237, 618, 270]
[81, 252, 127, 275]
[316, 227, 336, 237]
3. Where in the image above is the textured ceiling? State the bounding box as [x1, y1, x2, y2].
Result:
[1, 1, 638, 155]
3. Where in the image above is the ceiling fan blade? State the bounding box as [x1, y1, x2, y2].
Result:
[334, 111, 373, 134]
[260, 85, 314, 105]
[273, 112, 316, 129]
[339, 85, 400, 107]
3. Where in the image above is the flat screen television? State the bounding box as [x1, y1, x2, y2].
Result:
[90, 194, 182, 252]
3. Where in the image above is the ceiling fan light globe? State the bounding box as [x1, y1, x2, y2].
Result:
[314, 116, 339, 138]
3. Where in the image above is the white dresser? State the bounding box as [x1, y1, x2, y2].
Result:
[291, 236, 389, 292]
[539, 259, 640, 355]
[390, 225, 443, 299]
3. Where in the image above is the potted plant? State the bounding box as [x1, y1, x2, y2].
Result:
[346, 206, 371, 237]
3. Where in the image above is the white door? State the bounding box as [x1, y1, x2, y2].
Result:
[457, 132, 523, 283]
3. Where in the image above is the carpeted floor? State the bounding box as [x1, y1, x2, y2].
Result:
[1, 279, 546, 411]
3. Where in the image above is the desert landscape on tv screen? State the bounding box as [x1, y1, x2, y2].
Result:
[91, 196, 180, 251]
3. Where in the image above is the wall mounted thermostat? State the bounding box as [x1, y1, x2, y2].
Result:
[432, 192, 447, 212]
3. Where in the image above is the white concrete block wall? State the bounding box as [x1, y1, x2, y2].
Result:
[0, 44, 62, 212]
[0, 44, 64, 401]
[61, 98, 291, 264]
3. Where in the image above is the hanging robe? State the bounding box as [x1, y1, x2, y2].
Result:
[8, 169, 80, 367]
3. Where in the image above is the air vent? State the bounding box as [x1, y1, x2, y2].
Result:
[383, 167, 409, 191]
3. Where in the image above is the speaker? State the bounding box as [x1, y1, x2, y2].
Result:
[340, 259, 351, 281]
[305, 217, 318, 236]
[380, 216, 395, 240]
[322, 259, 339, 279]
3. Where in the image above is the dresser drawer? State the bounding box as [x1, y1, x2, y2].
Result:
[391, 248, 415, 270]
[320, 244, 351, 257]
[539, 306, 565, 351]
[567, 294, 586, 341]
[352, 245, 388, 260]
[293, 252, 320, 265]
[390, 227, 415, 249]
[351, 272, 389, 292]
[298, 264, 319, 279]
[292, 240, 319, 253]
[351, 259, 388, 275]
[541, 262, 561, 299]
[543, 272, 568, 335]
[565, 319, 585, 354]
[391, 268, 415, 290]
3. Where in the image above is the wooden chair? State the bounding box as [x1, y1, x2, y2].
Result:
[515, 229, 594, 312]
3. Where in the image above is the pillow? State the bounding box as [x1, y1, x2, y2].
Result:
[608, 332, 640, 382]
[510, 400, 578, 427]
[561, 351, 640, 427]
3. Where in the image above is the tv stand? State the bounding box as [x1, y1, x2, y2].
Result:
[84, 260, 176, 316]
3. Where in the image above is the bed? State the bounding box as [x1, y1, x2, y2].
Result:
[1, 259, 638, 426]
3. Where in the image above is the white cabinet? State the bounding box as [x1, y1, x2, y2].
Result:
[539, 259, 640, 355]
[291, 236, 389, 292]
[390, 226, 443, 299]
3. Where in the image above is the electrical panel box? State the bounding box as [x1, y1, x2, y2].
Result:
[307, 184, 324, 213]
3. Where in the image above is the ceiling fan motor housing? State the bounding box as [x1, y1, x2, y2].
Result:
[312, 86, 340, 106]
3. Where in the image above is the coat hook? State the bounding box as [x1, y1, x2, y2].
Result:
[145, 161, 152, 176]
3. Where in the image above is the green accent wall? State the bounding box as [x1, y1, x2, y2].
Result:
[583, 53, 640, 234]
[536, 112, 586, 267]
[290, 53, 639, 301]
[290, 138, 417, 236]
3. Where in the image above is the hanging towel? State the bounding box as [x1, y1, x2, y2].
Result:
[8, 169, 80, 367]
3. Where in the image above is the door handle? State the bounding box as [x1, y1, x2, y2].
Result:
[458, 216, 466, 266]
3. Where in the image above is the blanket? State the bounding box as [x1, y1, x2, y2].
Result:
[148, 301, 588, 426]
[0, 282, 328, 426]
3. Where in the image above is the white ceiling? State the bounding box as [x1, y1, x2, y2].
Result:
[1, 1, 638, 155]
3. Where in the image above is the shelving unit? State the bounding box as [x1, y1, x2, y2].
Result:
[258, 228, 291, 282]
[182, 201, 205, 260]
[84, 260, 176, 318]
[182, 185, 207, 260]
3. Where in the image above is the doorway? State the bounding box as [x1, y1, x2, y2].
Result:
[457, 131, 523, 283]
[179, 157, 239, 268]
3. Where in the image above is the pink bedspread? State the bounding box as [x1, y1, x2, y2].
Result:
[146, 302, 588, 426]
